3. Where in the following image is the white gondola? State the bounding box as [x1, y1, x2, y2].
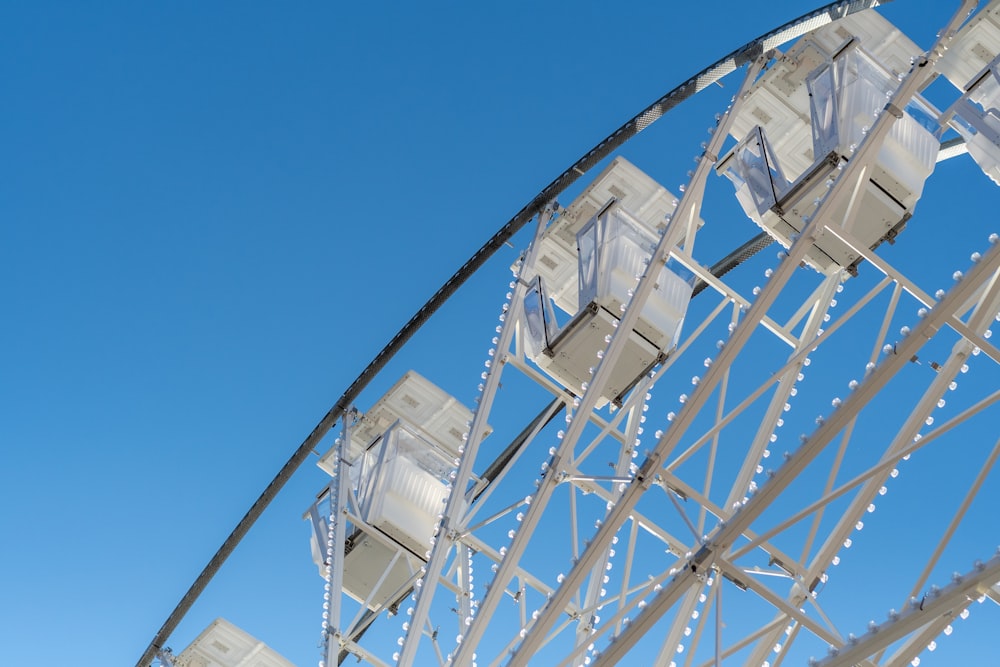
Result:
[309, 372, 486, 612]
[520, 158, 695, 407]
[718, 11, 938, 275]
[939, 5, 1000, 185]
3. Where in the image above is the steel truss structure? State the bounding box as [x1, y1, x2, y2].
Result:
[143, 2, 1000, 666]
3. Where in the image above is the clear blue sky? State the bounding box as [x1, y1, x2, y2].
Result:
[1, 2, 996, 666]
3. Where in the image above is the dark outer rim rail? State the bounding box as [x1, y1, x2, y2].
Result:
[136, 2, 889, 664]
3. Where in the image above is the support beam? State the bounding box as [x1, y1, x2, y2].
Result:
[397, 206, 555, 665]
[812, 555, 1000, 667]
[589, 231, 1000, 666]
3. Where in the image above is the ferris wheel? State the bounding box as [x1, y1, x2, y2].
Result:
[147, 2, 1000, 666]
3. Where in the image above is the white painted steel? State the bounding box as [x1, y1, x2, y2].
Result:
[310, 4, 1000, 667]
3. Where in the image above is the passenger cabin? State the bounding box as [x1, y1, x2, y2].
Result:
[519, 158, 696, 408]
[173, 618, 294, 667]
[938, 2, 1000, 186]
[717, 11, 939, 275]
[310, 372, 488, 612]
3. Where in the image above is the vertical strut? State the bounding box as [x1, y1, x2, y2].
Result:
[396, 205, 556, 665]
[502, 54, 771, 667]
[322, 413, 354, 666]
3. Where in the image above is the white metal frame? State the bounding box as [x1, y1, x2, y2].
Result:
[319, 3, 1000, 666]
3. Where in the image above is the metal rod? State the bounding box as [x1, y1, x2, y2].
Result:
[714, 573, 721, 667]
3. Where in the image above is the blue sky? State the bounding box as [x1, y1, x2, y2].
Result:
[2, 2, 997, 666]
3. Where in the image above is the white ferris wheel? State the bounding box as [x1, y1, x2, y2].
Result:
[147, 2, 1000, 666]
